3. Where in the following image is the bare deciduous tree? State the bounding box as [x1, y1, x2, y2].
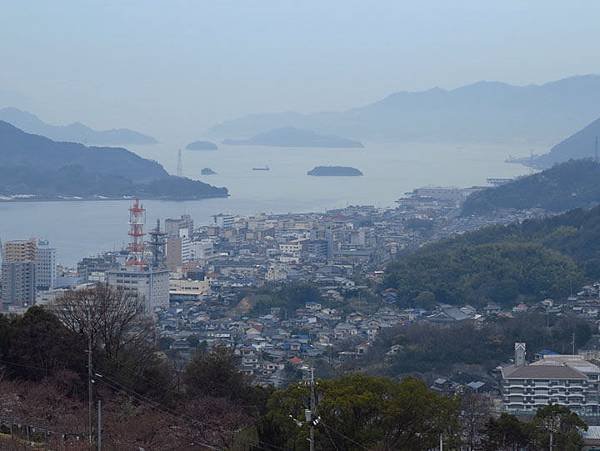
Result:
[53, 284, 153, 362]
[460, 392, 494, 451]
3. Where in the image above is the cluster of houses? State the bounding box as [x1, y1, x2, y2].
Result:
[157, 294, 410, 386]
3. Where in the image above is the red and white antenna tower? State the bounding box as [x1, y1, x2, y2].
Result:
[126, 198, 146, 267]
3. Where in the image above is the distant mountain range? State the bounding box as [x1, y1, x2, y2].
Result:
[462, 159, 600, 215]
[0, 107, 157, 146]
[207, 75, 600, 145]
[0, 121, 227, 201]
[222, 127, 364, 148]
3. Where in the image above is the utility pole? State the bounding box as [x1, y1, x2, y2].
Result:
[289, 368, 319, 450]
[309, 367, 316, 451]
[87, 308, 93, 448]
[97, 400, 102, 451]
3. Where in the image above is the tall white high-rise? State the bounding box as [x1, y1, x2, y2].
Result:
[36, 240, 57, 290]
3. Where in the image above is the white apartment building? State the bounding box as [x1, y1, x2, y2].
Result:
[179, 228, 192, 263]
[107, 267, 170, 311]
[212, 213, 235, 229]
[502, 343, 600, 416]
[36, 240, 56, 290]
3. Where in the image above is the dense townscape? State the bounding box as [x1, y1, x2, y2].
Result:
[2, 182, 540, 382]
[4, 4, 600, 447]
[6, 163, 600, 448]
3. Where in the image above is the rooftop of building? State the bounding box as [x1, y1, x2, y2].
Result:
[502, 362, 587, 380]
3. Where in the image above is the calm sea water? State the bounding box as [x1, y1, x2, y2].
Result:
[0, 141, 536, 265]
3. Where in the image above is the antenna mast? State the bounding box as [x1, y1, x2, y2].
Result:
[126, 198, 146, 267]
[148, 219, 167, 268]
[177, 148, 183, 177]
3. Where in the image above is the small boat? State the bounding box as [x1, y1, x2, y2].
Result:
[252, 165, 270, 171]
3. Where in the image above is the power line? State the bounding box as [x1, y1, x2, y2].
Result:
[321, 422, 340, 451]
[96, 372, 290, 451]
[319, 421, 369, 450]
[0, 357, 221, 450]
[0, 358, 55, 372]
[0, 357, 274, 450]
[94, 373, 222, 450]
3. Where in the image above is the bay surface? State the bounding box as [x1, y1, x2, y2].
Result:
[0, 141, 535, 265]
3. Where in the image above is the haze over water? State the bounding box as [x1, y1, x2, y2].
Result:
[0, 141, 533, 265]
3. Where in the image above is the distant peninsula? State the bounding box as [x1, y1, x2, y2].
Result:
[201, 168, 217, 175]
[307, 166, 363, 176]
[462, 159, 600, 215]
[0, 107, 157, 146]
[186, 140, 218, 151]
[0, 121, 228, 201]
[222, 127, 364, 148]
[525, 117, 600, 169]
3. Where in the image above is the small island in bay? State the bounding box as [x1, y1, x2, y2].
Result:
[201, 168, 217, 175]
[307, 166, 363, 176]
[186, 140, 218, 151]
[223, 126, 364, 148]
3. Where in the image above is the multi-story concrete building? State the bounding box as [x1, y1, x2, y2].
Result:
[166, 228, 193, 271]
[165, 214, 194, 238]
[501, 343, 600, 416]
[279, 241, 303, 258]
[212, 213, 234, 229]
[107, 267, 170, 311]
[77, 252, 122, 283]
[1, 239, 38, 310]
[169, 278, 210, 301]
[190, 239, 214, 261]
[1, 261, 36, 310]
[301, 239, 329, 260]
[3, 239, 37, 262]
[35, 240, 56, 290]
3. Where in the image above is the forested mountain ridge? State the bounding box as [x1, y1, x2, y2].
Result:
[0, 120, 164, 182]
[0, 121, 227, 200]
[531, 117, 600, 168]
[462, 159, 600, 215]
[385, 205, 600, 307]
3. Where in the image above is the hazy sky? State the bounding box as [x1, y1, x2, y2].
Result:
[2, 0, 600, 141]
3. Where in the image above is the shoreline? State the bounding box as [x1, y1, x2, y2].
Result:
[0, 193, 230, 203]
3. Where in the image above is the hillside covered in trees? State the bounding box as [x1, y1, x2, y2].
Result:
[385, 205, 600, 307]
[0, 121, 228, 200]
[462, 159, 600, 215]
[531, 116, 600, 168]
[351, 313, 592, 379]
